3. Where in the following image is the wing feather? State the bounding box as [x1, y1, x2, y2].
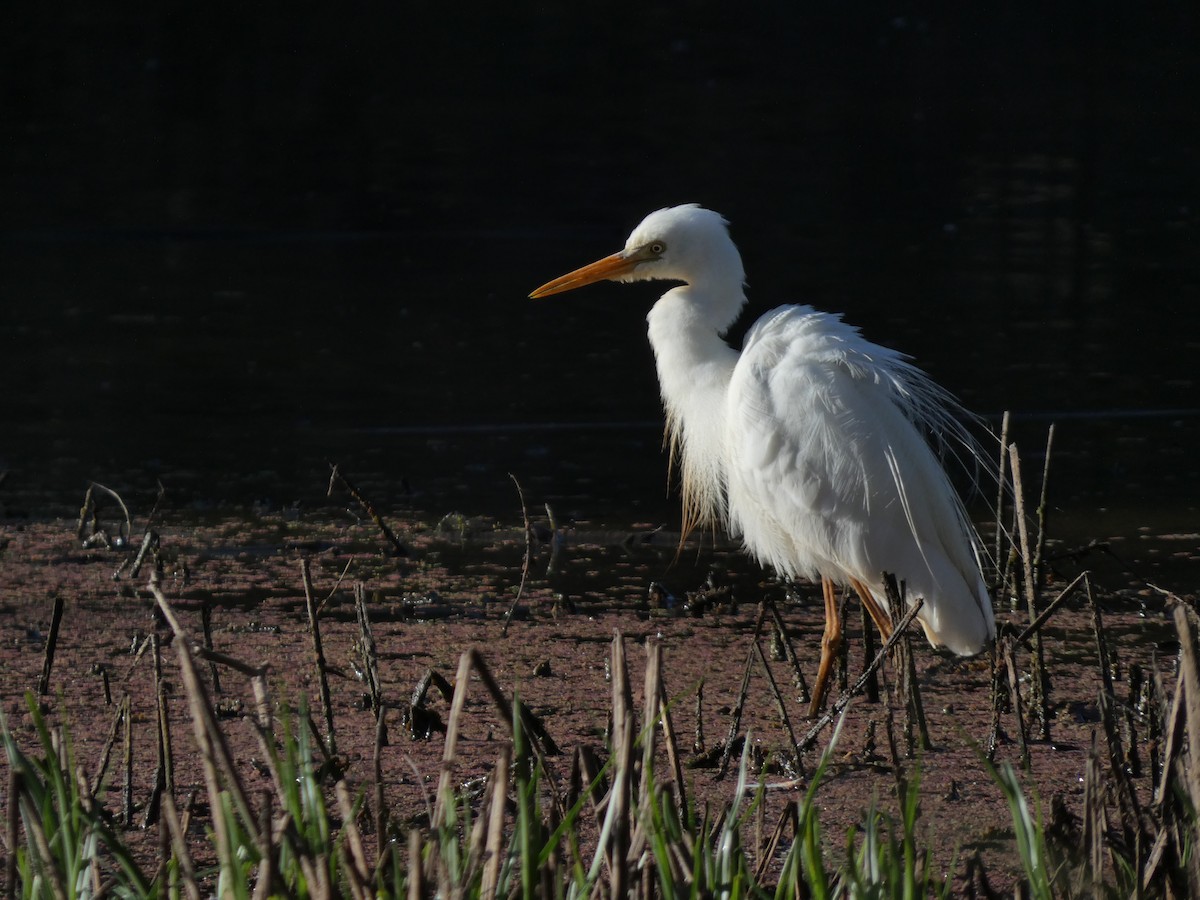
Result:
[724, 306, 994, 653]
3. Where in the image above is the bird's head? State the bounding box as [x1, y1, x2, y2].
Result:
[529, 204, 745, 299]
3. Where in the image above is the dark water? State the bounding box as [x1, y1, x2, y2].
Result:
[2, 7, 1198, 588]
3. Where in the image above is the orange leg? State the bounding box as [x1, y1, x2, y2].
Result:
[808, 576, 843, 716]
[849, 577, 893, 643]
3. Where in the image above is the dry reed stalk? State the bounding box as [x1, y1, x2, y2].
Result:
[122, 693, 133, 827]
[1010, 443, 1050, 740]
[200, 599, 221, 695]
[142, 634, 171, 829]
[754, 800, 798, 885]
[751, 638, 804, 776]
[149, 581, 263, 854]
[502, 472, 533, 635]
[1032, 424, 1055, 588]
[883, 574, 930, 754]
[37, 593, 64, 697]
[354, 582, 387, 744]
[479, 746, 511, 900]
[327, 463, 407, 557]
[21, 806, 67, 900]
[251, 790, 275, 900]
[609, 633, 634, 900]
[432, 651, 474, 832]
[5, 765, 17, 900]
[467, 647, 561, 759]
[655, 655, 689, 817]
[300, 557, 337, 756]
[860, 601, 879, 703]
[836, 592, 850, 695]
[718, 641, 757, 779]
[88, 694, 127, 799]
[640, 640, 663, 814]
[799, 598, 924, 753]
[1171, 603, 1200, 800]
[1081, 736, 1105, 895]
[1014, 570, 1088, 646]
[716, 601, 776, 778]
[407, 829, 423, 900]
[1001, 638, 1031, 771]
[161, 792, 200, 900]
[986, 648, 1001, 763]
[374, 706, 388, 861]
[336, 779, 373, 900]
[993, 410, 1011, 575]
[767, 599, 810, 706]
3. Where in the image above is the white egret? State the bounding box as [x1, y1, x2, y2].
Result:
[530, 204, 995, 713]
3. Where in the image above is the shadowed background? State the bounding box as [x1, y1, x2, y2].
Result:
[2, 5, 1197, 585]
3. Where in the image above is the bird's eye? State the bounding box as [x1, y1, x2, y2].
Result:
[649, 241, 666, 256]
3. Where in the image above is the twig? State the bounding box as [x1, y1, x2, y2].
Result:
[300, 558, 337, 755]
[327, 463, 407, 557]
[718, 608, 766, 779]
[800, 598, 924, 752]
[1002, 637, 1031, 771]
[37, 594, 65, 696]
[767, 597, 811, 706]
[751, 637, 805, 777]
[1010, 443, 1049, 741]
[1032, 423, 1055, 586]
[994, 410, 1011, 579]
[502, 473, 533, 635]
[148, 580, 263, 852]
[429, 652, 470, 835]
[200, 599, 221, 695]
[1014, 570, 1089, 646]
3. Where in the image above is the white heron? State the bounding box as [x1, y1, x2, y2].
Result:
[530, 204, 995, 714]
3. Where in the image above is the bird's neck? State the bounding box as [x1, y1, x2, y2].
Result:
[646, 286, 744, 536]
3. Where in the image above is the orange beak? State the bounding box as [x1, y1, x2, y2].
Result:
[528, 250, 643, 299]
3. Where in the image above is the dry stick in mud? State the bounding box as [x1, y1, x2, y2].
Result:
[327, 463, 407, 557]
[88, 696, 127, 799]
[1010, 443, 1051, 741]
[883, 573, 931, 754]
[353, 581, 387, 745]
[1001, 637, 1032, 771]
[502, 472, 533, 636]
[199, 599, 221, 695]
[468, 647, 561, 757]
[122, 481, 166, 581]
[768, 598, 811, 706]
[373, 706, 388, 861]
[751, 636, 805, 778]
[1014, 570, 1089, 647]
[654, 648, 690, 818]
[122, 694, 134, 827]
[609, 634, 634, 899]
[5, 765, 18, 900]
[718, 626, 760, 779]
[77, 480, 132, 548]
[432, 653, 473, 832]
[799, 597, 924, 753]
[161, 793, 200, 900]
[994, 410, 1012, 579]
[860, 602, 880, 703]
[149, 581, 264, 854]
[1032, 424, 1056, 596]
[36, 593, 64, 697]
[480, 746, 511, 900]
[300, 557, 337, 756]
[141, 633, 171, 830]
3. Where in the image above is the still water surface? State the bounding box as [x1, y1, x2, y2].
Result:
[2, 7, 1197, 590]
